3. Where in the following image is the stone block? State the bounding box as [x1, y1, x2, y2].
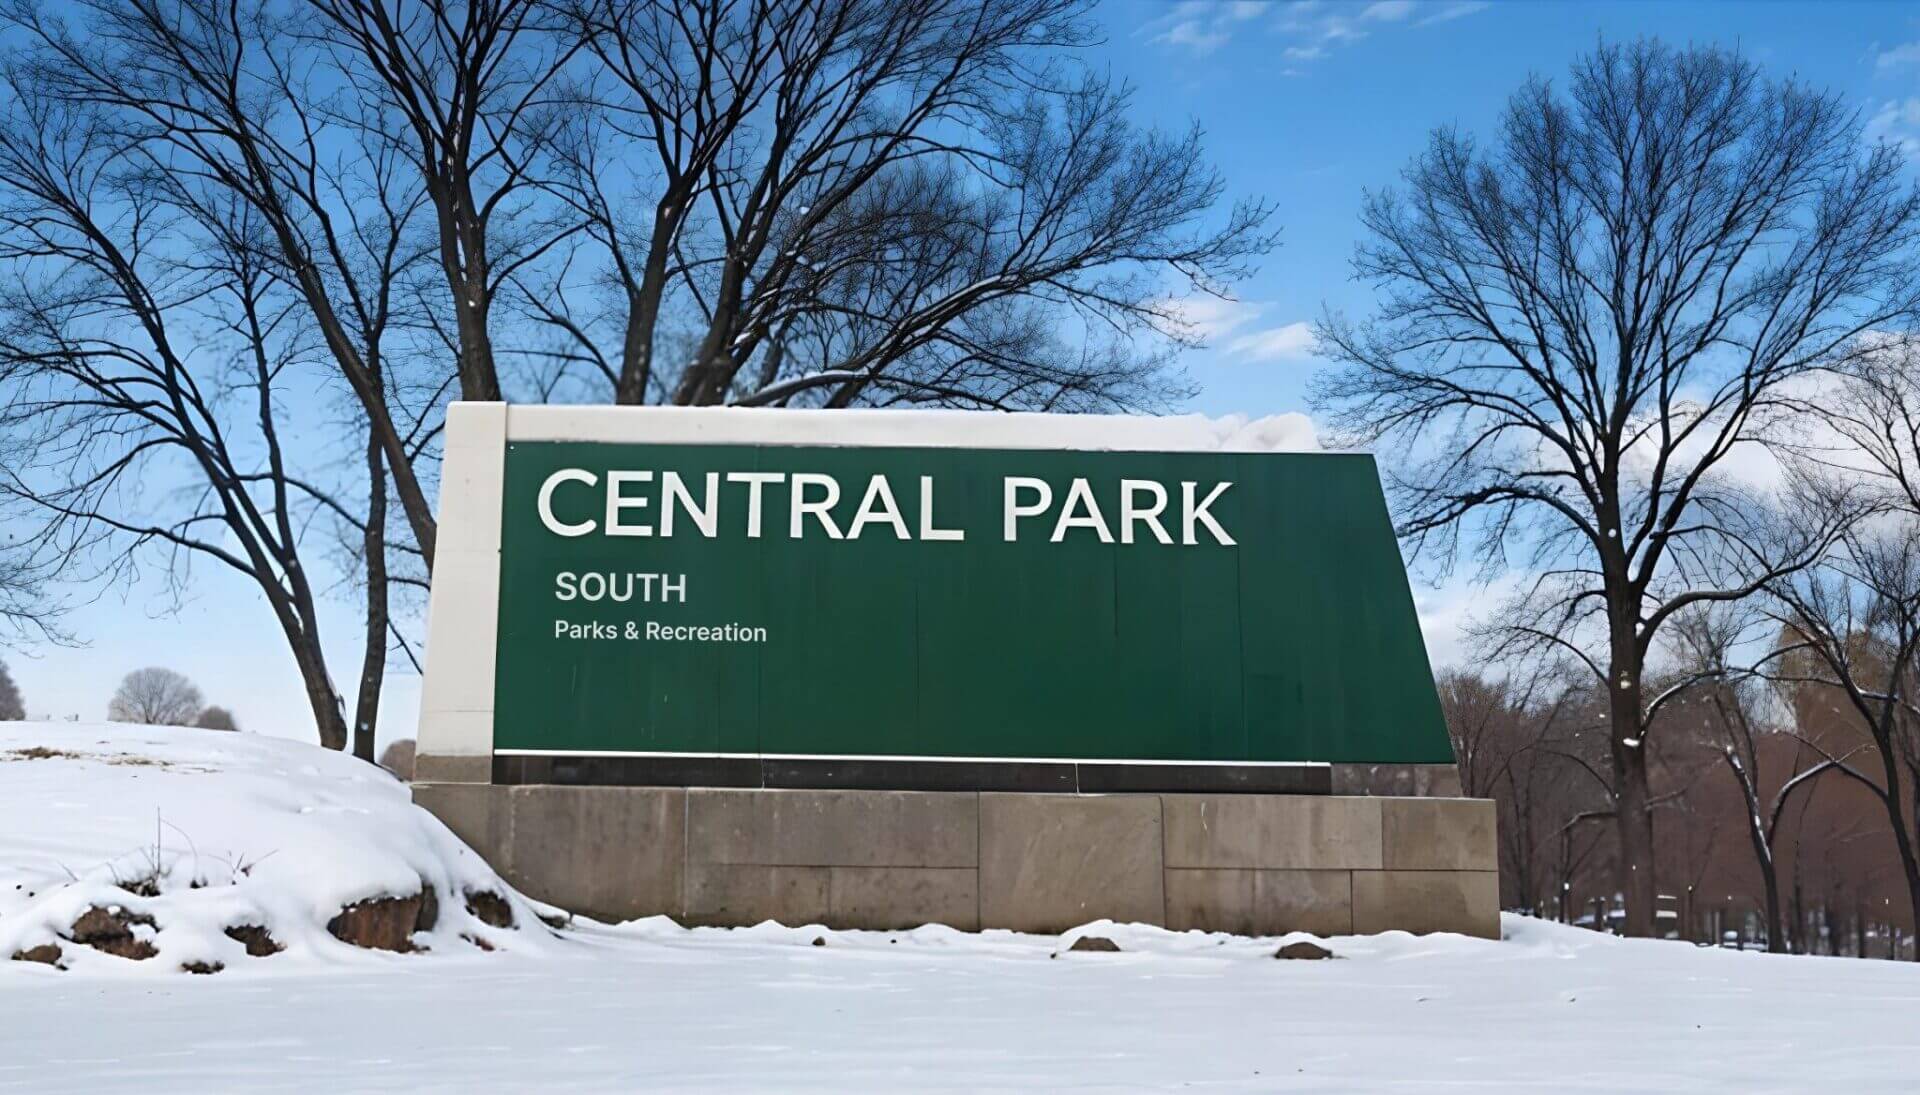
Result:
[1161, 795, 1383, 870]
[503, 786, 684, 923]
[1164, 869, 1255, 934]
[413, 782, 508, 863]
[978, 793, 1165, 933]
[686, 788, 978, 868]
[684, 864, 830, 927]
[1252, 869, 1353, 937]
[413, 753, 492, 785]
[827, 867, 978, 931]
[1381, 798, 1498, 871]
[1351, 870, 1499, 938]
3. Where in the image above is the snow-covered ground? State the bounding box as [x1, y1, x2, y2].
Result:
[4, 722, 1918, 1093]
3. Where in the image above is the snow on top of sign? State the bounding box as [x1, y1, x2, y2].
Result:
[0, 721, 560, 973]
[495, 403, 1323, 453]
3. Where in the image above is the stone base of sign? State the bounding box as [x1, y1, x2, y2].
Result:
[412, 779, 1498, 939]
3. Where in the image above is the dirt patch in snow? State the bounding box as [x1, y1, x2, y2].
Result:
[4, 746, 183, 769]
[1055, 935, 1121, 956]
[10, 943, 60, 966]
[4, 746, 84, 761]
[68, 905, 158, 961]
[465, 889, 513, 929]
[223, 924, 282, 957]
[328, 893, 426, 952]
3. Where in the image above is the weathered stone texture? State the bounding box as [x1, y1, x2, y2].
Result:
[979, 793, 1165, 934]
[415, 783, 1499, 938]
[502, 786, 685, 923]
[828, 867, 978, 931]
[1381, 798, 1499, 872]
[1351, 870, 1500, 938]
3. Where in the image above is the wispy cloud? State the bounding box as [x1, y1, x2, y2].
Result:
[1362, 1, 1416, 23]
[1875, 40, 1920, 70]
[1416, 1, 1490, 27]
[1155, 296, 1319, 363]
[1138, 0, 1271, 58]
[1136, 0, 1491, 66]
[1867, 97, 1920, 156]
[1225, 321, 1319, 363]
[1153, 293, 1266, 342]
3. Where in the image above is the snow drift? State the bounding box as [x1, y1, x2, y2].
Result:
[0, 721, 562, 974]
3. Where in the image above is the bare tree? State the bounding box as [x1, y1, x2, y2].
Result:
[303, 0, 583, 406]
[0, 460, 60, 645]
[1666, 603, 1857, 952]
[195, 705, 240, 730]
[0, 545, 54, 647]
[1764, 349, 1920, 955]
[108, 667, 205, 725]
[1313, 39, 1920, 936]
[541, 0, 1273, 411]
[0, 655, 24, 720]
[0, 76, 359, 749]
[5, 0, 451, 568]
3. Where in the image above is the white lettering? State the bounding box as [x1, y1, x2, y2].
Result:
[605, 470, 655, 537]
[726, 471, 784, 538]
[789, 473, 844, 539]
[1003, 477, 1052, 541]
[1050, 478, 1114, 544]
[555, 571, 578, 601]
[661, 471, 720, 538]
[537, 469, 598, 537]
[847, 475, 910, 540]
[1120, 480, 1173, 545]
[1182, 481, 1235, 546]
[919, 476, 964, 541]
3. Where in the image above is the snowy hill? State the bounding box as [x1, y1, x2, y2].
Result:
[0, 721, 560, 973]
[4, 720, 1918, 1092]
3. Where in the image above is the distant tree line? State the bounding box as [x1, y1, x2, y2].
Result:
[0, 656, 24, 721]
[104, 666, 239, 730]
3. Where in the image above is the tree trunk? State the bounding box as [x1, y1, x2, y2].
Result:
[613, 218, 678, 406]
[1601, 583, 1658, 938]
[1607, 668, 1657, 937]
[1861, 709, 1920, 960]
[288, 628, 348, 752]
[352, 431, 388, 764]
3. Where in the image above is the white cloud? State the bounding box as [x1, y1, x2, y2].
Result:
[1154, 293, 1268, 342]
[1867, 97, 1920, 156]
[1139, 1, 1488, 64]
[1362, 1, 1416, 22]
[1875, 40, 1920, 70]
[1416, 1, 1489, 26]
[1141, 0, 1268, 56]
[1157, 20, 1230, 54]
[1225, 321, 1318, 362]
[1265, 0, 1487, 69]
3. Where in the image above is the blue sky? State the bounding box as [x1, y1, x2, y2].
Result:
[1104, 0, 1920, 415]
[9, 0, 1920, 743]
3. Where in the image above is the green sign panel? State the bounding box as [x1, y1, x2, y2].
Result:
[493, 441, 1450, 763]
